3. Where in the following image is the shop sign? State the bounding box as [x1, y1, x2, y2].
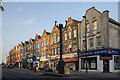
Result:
[100, 55, 112, 60]
[62, 54, 75, 58]
[79, 49, 120, 56]
[40, 56, 49, 61]
[50, 55, 58, 60]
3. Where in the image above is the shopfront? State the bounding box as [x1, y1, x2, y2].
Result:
[49, 55, 59, 70]
[62, 53, 78, 71]
[40, 56, 49, 67]
[63, 58, 78, 71]
[79, 49, 120, 72]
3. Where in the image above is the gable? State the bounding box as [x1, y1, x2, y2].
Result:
[85, 7, 102, 18]
[51, 25, 59, 34]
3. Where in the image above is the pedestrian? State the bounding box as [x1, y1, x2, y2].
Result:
[34, 66, 36, 73]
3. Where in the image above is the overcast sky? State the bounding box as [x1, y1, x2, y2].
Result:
[1, 2, 118, 63]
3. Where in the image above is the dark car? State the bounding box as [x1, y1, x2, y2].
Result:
[29, 66, 34, 70]
[38, 66, 46, 71]
[44, 67, 53, 72]
[2, 65, 6, 68]
[6, 65, 14, 68]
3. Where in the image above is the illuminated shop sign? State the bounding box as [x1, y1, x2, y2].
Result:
[100, 55, 112, 60]
[79, 49, 120, 56]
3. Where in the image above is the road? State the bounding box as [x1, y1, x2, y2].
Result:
[2, 68, 58, 79]
[2, 67, 120, 80]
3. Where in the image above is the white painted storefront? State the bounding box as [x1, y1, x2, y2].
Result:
[79, 55, 120, 72]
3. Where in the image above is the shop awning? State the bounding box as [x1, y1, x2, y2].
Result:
[63, 58, 78, 62]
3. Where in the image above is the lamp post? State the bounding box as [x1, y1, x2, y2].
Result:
[58, 24, 64, 74]
[83, 16, 88, 73]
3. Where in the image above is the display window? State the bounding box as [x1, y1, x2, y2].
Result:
[114, 56, 120, 70]
[81, 57, 97, 70]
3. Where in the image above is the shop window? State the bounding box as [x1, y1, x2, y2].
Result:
[114, 56, 120, 70]
[81, 57, 97, 70]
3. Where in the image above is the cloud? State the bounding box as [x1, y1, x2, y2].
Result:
[27, 18, 36, 24]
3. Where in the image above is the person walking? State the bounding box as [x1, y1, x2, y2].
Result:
[34, 65, 36, 74]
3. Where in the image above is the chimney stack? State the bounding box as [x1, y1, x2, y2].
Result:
[65, 20, 67, 26]
[55, 21, 57, 26]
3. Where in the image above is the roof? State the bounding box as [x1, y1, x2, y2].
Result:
[109, 18, 120, 26]
[46, 32, 51, 35]
[85, 7, 102, 16]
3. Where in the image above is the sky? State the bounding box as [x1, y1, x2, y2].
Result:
[1, 2, 119, 63]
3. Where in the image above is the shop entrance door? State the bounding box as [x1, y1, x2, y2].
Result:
[103, 60, 109, 72]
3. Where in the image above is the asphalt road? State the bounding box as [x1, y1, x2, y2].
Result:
[2, 68, 58, 79]
[2, 67, 120, 80]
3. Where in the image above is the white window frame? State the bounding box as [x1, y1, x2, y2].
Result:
[89, 38, 94, 48]
[51, 49, 53, 55]
[64, 33, 67, 40]
[87, 23, 90, 32]
[73, 29, 76, 38]
[51, 38, 53, 45]
[57, 47, 60, 55]
[38, 44, 39, 48]
[93, 21, 97, 30]
[44, 41, 45, 47]
[57, 36, 59, 43]
[54, 36, 56, 44]
[96, 36, 101, 47]
[68, 31, 71, 39]
[42, 42, 43, 47]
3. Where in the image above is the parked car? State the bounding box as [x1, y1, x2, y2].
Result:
[38, 66, 46, 71]
[6, 65, 14, 69]
[44, 67, 53, 72]
[29, 66, 34, 70]
[2, 65, 6, 68]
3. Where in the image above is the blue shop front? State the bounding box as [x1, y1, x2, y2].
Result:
[79, 48, 120, 72]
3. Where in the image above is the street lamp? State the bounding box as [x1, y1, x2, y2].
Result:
[58, 24, 64, 74]
[83, 16, 88, 73]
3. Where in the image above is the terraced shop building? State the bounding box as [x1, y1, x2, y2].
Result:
[78, 7, 120, 72]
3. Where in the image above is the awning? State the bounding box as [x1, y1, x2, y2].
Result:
[63, 58, 78, 62]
